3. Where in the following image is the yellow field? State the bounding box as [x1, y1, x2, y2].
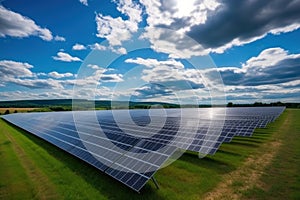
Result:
[0, 108, 38, 114]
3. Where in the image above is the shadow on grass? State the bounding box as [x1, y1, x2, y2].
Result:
[4, 121, 164, 199]
[232, 138, 264, 144]
[229, 141, 259, 148]
[180, 151, 237, 174]
[216, 149, 242, 157]
[253, 130, 273, 135]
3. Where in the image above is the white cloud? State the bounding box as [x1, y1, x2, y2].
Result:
[187, 0, 300, 54]
[79, 0, 88, 6]
[0, 60, 35, 79]
[125, 57, 184, 69]
[52, 52, 82, 62]
[37, 72, 47, 76]
[203, 47, 300, 86]
[111, 46, 127, 55]
[92, 67, 123, 83]
[125, 57, 203, 86]
[7, 78, 64, 89]
[0, 5, 53, 41]
[0, 90, 76, 101]
[134, 0, 220, 58]
[72, 43, 86, 50]
[54, 35, 66, 41]
[95, 0, 142, 46]
[136, 0, 300, 56]
[242, 48, 293, 70]
[124, 47, 300, 103]
[88, 43, 107, 50]
[0, 60, 64, 89]
[87, 64, 104, 70]
[64, 65, 123, 88]
[88, 42, 126, 54]
[95, 14, 134, 46]
[99, 73, 123, 82]
[48, 71, 73, 79]
[198, 47, 300, 102]
[140, 0, 220, 32]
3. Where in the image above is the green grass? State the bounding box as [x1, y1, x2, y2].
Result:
[0, 109, 299, 199]
[0, 128, 37, 199]
[242, 109, 300, 199]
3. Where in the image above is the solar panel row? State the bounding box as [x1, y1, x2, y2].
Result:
[1, 106, 285, 192]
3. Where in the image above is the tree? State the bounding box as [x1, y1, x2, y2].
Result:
[4, 110, 10, 115]
[227, 102, 233, 107]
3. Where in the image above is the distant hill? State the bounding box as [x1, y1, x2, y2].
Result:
[0, 99, 181, 110]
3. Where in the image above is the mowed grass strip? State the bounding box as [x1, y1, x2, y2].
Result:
[0, 124, 37, 199]
[242, 109, 300, 200]
[0, 109, 297, 199]
[2, 129, 58, 200]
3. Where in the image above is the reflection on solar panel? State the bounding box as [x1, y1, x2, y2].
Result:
[1, 106, 285, 192]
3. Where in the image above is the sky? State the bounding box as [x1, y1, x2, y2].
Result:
[0, 0, 300, 104]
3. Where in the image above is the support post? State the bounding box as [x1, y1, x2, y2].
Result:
[152, 177, 160, 190]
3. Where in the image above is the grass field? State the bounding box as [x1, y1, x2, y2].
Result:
[0, 109, 299, 199]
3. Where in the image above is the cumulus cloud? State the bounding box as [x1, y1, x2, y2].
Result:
[8, 78, 63, 89]
[0, 5, 54, 41]
[48, 71, 74, 79]
[52, 52, 82, 62]
[0, 59, 122, 99]
[0, 60, 35, 79]
[187, 0, 300, 53]
[100, 74, 123, 82]
[195, 47, 300, 103]
[95, 0, 142, 47]
[72, 43, 86, 50]
[125, 57, 204, 88]
[88, 43, 106, 50]
[125, 57, 185, 69]
[54, 35, 66, 41]
[65, 65, 123, 88]
[87, 64, 103, 70]
[125, 47, 300, 103]
[137, 0, 220, 57]
[88, 43, 127, 54]
[224, 83, 300, 103]
[79, 0, 88, 6]
[132, 83, 174, 100]
[136, 0, 300, 56]
[92, 67, 124, 83]
[0, 60, 64, 89]
[140, 0, 220, 31]
[0, 89, 79, 101]
[207, 47, 300, 86]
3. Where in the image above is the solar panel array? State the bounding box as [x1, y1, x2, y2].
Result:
[1, 106, 285, 192]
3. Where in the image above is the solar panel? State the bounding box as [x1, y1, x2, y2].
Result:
[1, 106, 285, 192]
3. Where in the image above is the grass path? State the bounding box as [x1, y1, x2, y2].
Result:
[203, 109, 300, 200]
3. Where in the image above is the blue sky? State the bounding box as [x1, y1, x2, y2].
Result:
[0, 0, 300, 104]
